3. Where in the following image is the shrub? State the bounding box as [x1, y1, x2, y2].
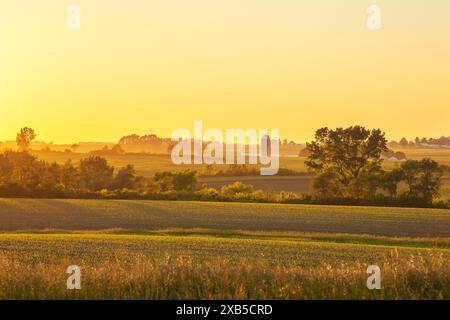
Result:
[220, 182, 254, 197]
[195, 187, 219, 201]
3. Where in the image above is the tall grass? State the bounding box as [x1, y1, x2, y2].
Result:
[0, 251, 448, 300]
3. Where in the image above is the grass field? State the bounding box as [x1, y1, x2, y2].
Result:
[1, 199, 450, 237]
[1, 232, 449, 299]
[395, 147, 450, 166]
[198, 175, 312, 194]
[0, 199, 449, 299]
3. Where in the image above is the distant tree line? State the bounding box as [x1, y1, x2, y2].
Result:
[0, 149, 279, 202]
[0, 127, 447, 208]
[89, 144, 126, 156]
[390, 136, 450, 148]
[0, 151, 140, 197]
[119, 134, 166, 145]
[0, 147, 447, 208]
[1, 128, 188, 197]
[118, 134, 175, 154]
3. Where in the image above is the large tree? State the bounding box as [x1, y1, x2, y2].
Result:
[401, 158, 442, 205]
[79, 156, 114, 191]
[305, 126, 388, 197]
[153, 170, 197, 192]
[113, 165, 137, 190]
[16, 127, 36, 151]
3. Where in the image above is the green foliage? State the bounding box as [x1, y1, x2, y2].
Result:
[305, 126, 388, 189]
[195, 187, 219, 200]
[0, 151, 144, 197]
[79, 156, 114, 191]
[305, 126, 444, 206]
[380, 168, 404, 199]
[0, 151, 63, 196]
[220, 181, 254, 197]
[153, 170, 197, 192]
[349, 162, 384, 200]
[312, 171, 343, 198]
[400, 158, 443, 204]
[60, 160, 80, 191]
[275, 191, 301, 203]
[0, 148, 446, 207]
[113, 165, 138, 190]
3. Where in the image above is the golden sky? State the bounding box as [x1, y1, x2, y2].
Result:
[1, 0, 449, 143]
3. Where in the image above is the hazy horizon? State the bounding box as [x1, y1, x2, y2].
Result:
[1, 127, 449, 146]
[2, 0, 450, 143]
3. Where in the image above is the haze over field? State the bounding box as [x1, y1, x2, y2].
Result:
[1, 1, 450, 301]
[1, 0, 450, 143]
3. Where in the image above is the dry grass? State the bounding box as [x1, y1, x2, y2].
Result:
[0, 251, 448, 300]
[0, 232, 449, 299]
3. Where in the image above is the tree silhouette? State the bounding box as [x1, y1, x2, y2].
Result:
[305, 126, 388, 197]
[16, 127, 36, 151]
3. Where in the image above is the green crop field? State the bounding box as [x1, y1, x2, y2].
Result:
[1, 199, 450, 237]
[0, 199, 449, 299]
[0, 232, 449, 299]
